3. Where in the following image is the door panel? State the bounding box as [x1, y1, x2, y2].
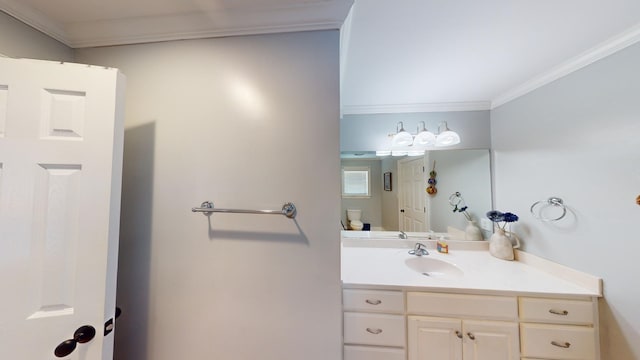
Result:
[408, 316, 461, 360]
[463, 320, 519, 360]
[0, 58, 124, 360]
[399, 157, 426, 231]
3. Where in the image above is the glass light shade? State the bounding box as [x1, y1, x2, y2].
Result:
[391, 121, 414, 147]
[376, 150, 391, 157]
[407, 150, 425, 156]
[392, 131, 413, 147]
[435, 121, 461, 147]
[391, 150, 408, 156]
[413, 130, 436, 147]
[435, 130, 461, 146]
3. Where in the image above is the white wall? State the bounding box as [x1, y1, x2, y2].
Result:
[491, 41, 640, 359]
[75, 31, 342, 360]
[0, 11, 73, 61]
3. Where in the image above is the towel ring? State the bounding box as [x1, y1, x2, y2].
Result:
[449, 192, 463, 207]
[530, 197, 567, 222]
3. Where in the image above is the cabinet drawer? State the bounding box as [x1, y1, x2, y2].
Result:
[344, 312, 405, 347]
[407, 292, 518, 321]
[519, 297, 595, 325]
[344, 345, 405, 360]
[343, 289, 404, 313]
[520, 323, 596, 360]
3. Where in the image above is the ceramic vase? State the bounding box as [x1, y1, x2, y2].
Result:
[464, 220, 483, 241]
[489, 228, 521, 261]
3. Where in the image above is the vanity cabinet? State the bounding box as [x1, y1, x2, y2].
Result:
[343, 289, 406, 360]
[407, 292, 519, 360]
[408, 317, 519, 360]
[343, 290, 600, 360]
[519, 297, 599, 360]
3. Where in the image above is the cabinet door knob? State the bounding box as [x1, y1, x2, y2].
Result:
[549, 309, 569, 316]
[455, 330, 463, 339]
[551, 341, 571, 348]
[365, 299, 382, 305]
[467, 332, 475, 340]
[366, 328, 383, 335]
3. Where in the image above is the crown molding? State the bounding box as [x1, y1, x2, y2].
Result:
[492, 23, 640, 109]
[0, 0, 70, 46]
[0, 0, 353, 48]
[341, 101, 492, 115]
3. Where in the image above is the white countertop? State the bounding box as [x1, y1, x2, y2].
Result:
[341, 240, 602, 298]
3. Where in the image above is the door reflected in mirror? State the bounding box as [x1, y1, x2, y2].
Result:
[340, 150, 491, 238]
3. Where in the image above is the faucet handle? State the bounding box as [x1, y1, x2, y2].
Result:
[409, 243, 429, 256]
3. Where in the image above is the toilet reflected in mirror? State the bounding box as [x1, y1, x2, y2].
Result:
[346, 209, 364, 230]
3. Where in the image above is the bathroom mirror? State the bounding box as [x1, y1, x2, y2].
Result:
[340, 149, 492, 238]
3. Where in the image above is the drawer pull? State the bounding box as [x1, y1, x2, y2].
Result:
[365, 299, 382, 305]
[455, 331, 463, 339]
[366, 328, 383, 335]
[549, 309, 569, 316]
[551, 341, 571, 349]
[467, 332, 475, 340]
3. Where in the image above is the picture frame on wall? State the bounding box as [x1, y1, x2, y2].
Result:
[383, 172, 392, 191]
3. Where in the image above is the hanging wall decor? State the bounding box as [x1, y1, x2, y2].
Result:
[426, 160, 437, 195]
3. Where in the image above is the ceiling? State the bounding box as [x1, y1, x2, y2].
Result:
[2, 0, 640, 111]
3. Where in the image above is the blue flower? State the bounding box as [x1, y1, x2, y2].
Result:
[502, 212, 519, 223]
[486, 210, 518, 229]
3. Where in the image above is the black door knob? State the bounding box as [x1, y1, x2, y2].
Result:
[54, 325, 96, 358]
[400, 209, 405, 213]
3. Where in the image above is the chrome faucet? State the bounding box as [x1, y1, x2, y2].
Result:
[399, 231, 408, 239]
[408, 242, 429, 256]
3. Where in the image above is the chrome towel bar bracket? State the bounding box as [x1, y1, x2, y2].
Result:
[192, 201, 297, 219]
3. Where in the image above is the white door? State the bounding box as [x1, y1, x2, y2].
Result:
[462, 320, 520, 360]
[408, 316, 462, 360]
[399, 157, 426, 231]
[0, 58, 125, 359]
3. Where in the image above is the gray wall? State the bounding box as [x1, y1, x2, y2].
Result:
[341, 110, 491, 152]
[381, 157, 399, 230]
[0, 11, 73, 61]
[491, 41, 640, 359]
[76, 31, 342, 360]
[426, 149, 491, 237]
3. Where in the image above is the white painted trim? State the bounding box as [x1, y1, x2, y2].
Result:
[0, 0, 353, 48]
[0, 0, 70, 46]
[341, 101, 492, 115]
[66, 21, 346, 48]
[492, 23, 640, 109]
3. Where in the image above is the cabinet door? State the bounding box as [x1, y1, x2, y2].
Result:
[462, 320, 519, 360]
[408, 316, 462, 360]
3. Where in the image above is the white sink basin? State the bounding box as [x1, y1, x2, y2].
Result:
[405, 257, 464, 277]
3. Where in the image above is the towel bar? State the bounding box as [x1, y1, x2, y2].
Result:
[192, 201, 297, 219]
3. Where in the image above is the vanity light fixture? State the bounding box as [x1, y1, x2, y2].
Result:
[435, 121, 461, 147]
[391, 122, 414, 147]
[384, 121, 460, 156]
